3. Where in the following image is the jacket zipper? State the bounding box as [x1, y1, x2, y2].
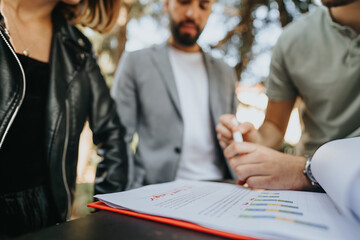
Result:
[62, 99, 72, 220]
[1, 27, 72, 221]
[0, 30, 26, 149]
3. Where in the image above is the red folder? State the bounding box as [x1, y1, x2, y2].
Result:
[88, 201, 260, 240]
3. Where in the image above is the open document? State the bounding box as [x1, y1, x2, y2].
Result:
[94, 181, 359, 239]
[312, 137, 360, 224]
[93, 137, 360, 240]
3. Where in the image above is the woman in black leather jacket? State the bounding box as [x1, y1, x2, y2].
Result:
[0, 0, 129, 236]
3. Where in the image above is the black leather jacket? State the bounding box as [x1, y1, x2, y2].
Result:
[0, 11, 129, 222]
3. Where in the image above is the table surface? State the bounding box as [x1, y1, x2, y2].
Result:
[13, 210, 232, 240]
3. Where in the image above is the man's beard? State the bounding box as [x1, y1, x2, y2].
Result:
[170, 18, 202, 46]
[321, 0, 357, 7]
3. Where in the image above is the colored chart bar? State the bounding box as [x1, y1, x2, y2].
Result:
[250, 203, 298, 209]
[238, 215, 328, 230]
[253, 199, 293, 203]
[245, 208, 303, 216]
[257, 195, 280, 198]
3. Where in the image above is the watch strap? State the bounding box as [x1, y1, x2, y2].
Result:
[303, 156, 319, 186]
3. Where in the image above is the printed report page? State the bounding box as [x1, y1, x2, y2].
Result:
[95, 180, 360, 240]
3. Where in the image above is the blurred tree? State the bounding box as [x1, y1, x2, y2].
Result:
[107, 0, 165, 65]
[86, 0, 165, 86]
[213, 0, 315, 80]
[86, 0, 316, 85]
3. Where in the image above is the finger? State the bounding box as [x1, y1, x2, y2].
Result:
[217, 133, 232, 143]
[246, 176, 277, 190]
[228, 153, 264, 168]
[219, 114, 238, 131]
[238, 122, 256, 135]
[219, 140, 232, 150]
[233, 163, 266, 182]
[224, 141, 257, 159]
[219, 140, 227, 149]
[216, 124, 233, 139]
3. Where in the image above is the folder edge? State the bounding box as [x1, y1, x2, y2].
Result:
[88, 201, 260, 240]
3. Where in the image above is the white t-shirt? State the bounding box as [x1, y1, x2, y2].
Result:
[168, 47, 223, 180]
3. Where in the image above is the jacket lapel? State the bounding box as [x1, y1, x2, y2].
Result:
[48, 11, 86, 104]
[151, 43, 182, 118]
[203, 53, 227, 125]
[45, 11, 87, 157]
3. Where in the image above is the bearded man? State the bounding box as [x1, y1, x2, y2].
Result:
[110, 0, 238, 188]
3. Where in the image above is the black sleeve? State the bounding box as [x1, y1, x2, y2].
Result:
[86, 56, 130, 194]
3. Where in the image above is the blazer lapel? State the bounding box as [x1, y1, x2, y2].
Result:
[203, 53, 227, 125]
[151, 43, 182, 118]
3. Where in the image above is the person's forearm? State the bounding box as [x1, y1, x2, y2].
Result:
[258, 99, 295, 149]
[258, 120, 285, 149]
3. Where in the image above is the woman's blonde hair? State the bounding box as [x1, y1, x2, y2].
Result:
[59, 0, 121, 33]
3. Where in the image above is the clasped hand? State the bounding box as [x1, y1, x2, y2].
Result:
[216, 114, 311, 190]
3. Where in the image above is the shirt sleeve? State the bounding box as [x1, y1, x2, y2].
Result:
[265, 36, 298, 101]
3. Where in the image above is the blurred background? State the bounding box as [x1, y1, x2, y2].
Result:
[72, 0, 322, 219]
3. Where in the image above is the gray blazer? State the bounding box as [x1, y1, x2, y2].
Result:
[111, 43, 238, 189]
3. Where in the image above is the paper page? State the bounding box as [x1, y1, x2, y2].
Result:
[95, 180, 360, 240]
[348, 171, 360, 221]
[311, 137, 360, 222]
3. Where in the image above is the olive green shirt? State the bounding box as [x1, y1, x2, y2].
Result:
[265, 7, 360, 155]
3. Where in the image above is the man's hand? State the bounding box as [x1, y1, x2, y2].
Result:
[224, 141, 312, 190]
[216, 114, 261, 149]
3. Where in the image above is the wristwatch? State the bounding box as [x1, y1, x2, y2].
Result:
[303, 156, 319, 186]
